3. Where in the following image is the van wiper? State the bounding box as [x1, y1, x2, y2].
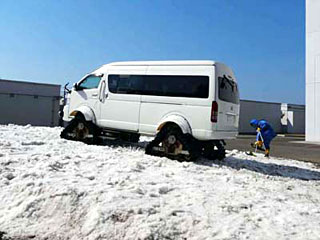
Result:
[223, 75, 235, 92]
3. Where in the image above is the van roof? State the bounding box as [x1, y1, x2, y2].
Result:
[92, 61, 231, 76]
[107, 60, 216, 66]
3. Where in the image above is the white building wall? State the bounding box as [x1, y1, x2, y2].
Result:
[306, 0, 320, 141]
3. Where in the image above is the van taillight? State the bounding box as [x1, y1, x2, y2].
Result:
[211, 101, 218, 123]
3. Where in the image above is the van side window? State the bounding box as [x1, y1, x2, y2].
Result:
[218, 76, 239, 104]
[117, 76, 130, 93]
[108, 75, 133, 93]
[78, 75, 101, 90]
[108, 74, 209, 98]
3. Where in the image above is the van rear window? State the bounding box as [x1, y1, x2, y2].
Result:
[218, 76, 239, 104]
[108, 75, 209, 98]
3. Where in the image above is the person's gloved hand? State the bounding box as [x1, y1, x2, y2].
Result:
[254, 141, 263, 147]
[256, 127, 261, 132]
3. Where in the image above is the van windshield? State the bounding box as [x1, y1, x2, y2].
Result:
[78, 75, 101, 90]
[218, 76, 239, 104]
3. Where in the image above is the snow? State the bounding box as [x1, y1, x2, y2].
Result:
[0, 124, 320, 240]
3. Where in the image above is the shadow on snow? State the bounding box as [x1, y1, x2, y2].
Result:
[197, 157, 320, 181]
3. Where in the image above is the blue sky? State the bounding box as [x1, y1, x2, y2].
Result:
[0, 0, 305, 104]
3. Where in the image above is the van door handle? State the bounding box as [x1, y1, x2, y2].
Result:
[226, 112, 237, 116]
[92, 93, 98, 97]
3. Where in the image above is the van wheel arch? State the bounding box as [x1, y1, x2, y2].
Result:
[69, 106, 97, 124]
[157, 115, 192, 135]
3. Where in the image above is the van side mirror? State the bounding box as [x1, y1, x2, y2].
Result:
[73, 83, 79, 91]
[64, 82, 71, 94]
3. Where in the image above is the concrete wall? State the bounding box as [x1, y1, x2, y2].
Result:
[239, 100, 282, 133]
[0, 79, 61, 127]
[0, 79, 60, 96]
[306, 0, 320, 141]
[239, 100, 305, 134]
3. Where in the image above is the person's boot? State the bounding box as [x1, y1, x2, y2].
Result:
[264, 149, 270, 158]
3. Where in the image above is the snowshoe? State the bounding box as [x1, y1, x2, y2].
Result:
[245, 151, 257, 157]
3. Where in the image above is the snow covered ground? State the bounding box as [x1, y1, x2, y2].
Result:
[0, 124, 320, 240]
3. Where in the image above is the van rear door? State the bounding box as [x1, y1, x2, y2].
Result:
[216, 75, 240, 131]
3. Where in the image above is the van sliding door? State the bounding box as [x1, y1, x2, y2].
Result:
[98, 66, 147, 131]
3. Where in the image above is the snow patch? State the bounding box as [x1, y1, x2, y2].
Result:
[0, 124, 320, 240]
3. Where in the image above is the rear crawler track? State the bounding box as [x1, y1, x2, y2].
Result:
[145, 124, 226, 161]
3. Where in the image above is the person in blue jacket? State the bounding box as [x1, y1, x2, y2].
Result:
[250, 119, 277, 157]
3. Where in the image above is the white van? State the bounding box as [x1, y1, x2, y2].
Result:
[61, 61, 240, 160]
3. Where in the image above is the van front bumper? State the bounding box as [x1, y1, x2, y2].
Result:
[62, 105, 73, 122]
